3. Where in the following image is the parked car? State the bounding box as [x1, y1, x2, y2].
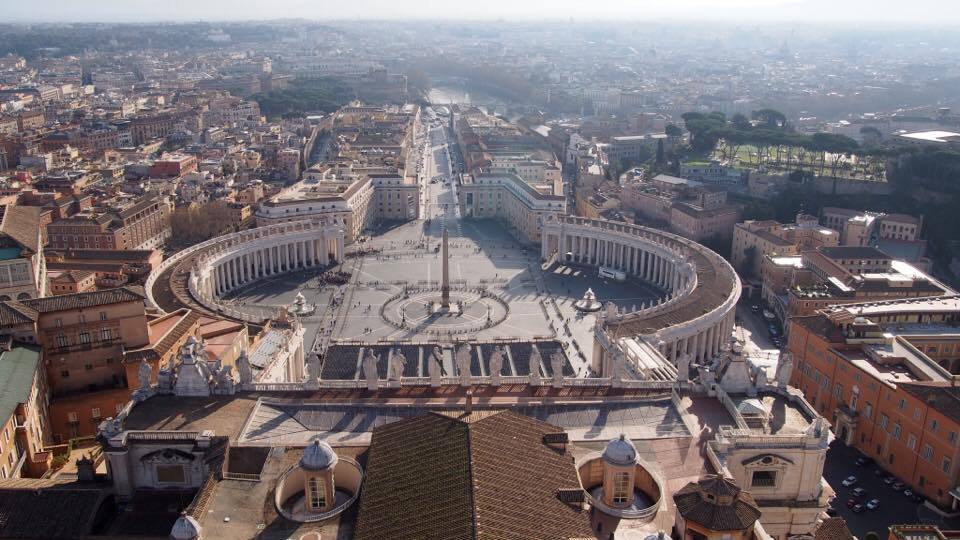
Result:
[883, 476, 896, 485]
[904, 489, 914, 498]
[750, 304, 760, 313]
[852, 487, 868, 499]
[841, 476, 858, 487]
[846, 498, 858, 509]
[892, 482, 905, 491]
[855, 456, 875, 467]
[866, 498, 880, 510]
[852, 503, 866, 513]
[826, 506, 839, 517]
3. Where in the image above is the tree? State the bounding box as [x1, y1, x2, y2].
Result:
[665, 124, 683, 138]
[732, 113, 751, 130]
[752, 108, 788, 129]
[656, 138, 665, 164]
[864, 533, 879, 540]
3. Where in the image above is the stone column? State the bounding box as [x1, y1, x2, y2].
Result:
[441, 228, 450, 308]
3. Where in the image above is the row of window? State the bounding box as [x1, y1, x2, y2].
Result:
[66, 403, 124, 423]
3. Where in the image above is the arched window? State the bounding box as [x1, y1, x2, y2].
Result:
[612, 471, 630, 504]
[16, 292, 30, 301]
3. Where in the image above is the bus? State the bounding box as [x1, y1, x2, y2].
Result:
[598, 266, 626, 282]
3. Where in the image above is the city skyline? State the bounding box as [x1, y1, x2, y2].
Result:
[6, 0, 960, 24]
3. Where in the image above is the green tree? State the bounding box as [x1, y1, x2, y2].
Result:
[751, 108, 788, 129]
[665, 124, 683, 138]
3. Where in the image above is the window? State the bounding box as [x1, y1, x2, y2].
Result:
[907, 434, 917, 450]
[893, 423, 902, 439]
[67, 412, 78, 423]
[932, 419, 940, 432]
[898, 399, 906, 410]
[612, 471, 631, 504]
[54, 318, 63, 328]
[60, 370, 69, 378]
[91, 408, 101, 420]
[115, 403, 124, 414]
[944, 458, 953, 474]
[922, 444, 934, 461]
[914, 407, 923, 421]
[864, 403, 873, 419]
[879, 414, 888, 429]
[100, 328, 112, 341]
[949, 431, 958, 445]
[751, 470, 778, 488]
[99, 311, 107, 321]
[78, 332, 90, 344]
[308, 477, 325, 509]
[156, 464, 186, 484]
[55, 334, 68, 348]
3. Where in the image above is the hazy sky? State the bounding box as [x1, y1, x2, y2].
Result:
[6, 0, 960, 24]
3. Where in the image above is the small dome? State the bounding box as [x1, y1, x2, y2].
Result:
[603, 434, 638, 467]
[300, 439, 338, 471]
[170, 512, 201, 540]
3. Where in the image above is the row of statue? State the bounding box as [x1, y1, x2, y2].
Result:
[360, 342, 568, 389]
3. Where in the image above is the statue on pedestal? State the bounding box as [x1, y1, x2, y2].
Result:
[488, 346, 504, 386]
[389, 349, 406, 382]
[456, 343, 472, 386]
[529, 346, 543, 386]
[429, 346, 443, 386]
[362, 348, 379, 391]
[237, 351, 253, 386]
[550, 351, 564, 388]
[774, 352, 794, 387]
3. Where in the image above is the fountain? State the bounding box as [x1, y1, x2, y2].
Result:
[574, 288, 602, 312]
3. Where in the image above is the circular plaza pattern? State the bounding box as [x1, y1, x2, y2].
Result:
[380, 286, 509, 334]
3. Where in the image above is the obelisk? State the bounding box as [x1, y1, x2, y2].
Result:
[441, 228, 450, 308]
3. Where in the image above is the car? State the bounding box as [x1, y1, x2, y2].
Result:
[892, 482, 905, 491]
[750, 304, 760, 313]
[866, 498, 880, 510]
[846, 498, 858, 509]
[883, 475, 896, 484]
[768, 327, 780, 337]
[855, 456, 875, 467]
[852, 503, 865, 513]
[852, 487, 868, 499]
[904, 489, 914, 498]
[841, 476, 858, 487]
[874, 468, 886, 477]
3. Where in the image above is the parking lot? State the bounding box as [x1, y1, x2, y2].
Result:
[823, 442, 926, 538]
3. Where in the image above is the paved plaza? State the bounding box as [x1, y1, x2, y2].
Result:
[224, 124, 662, 374]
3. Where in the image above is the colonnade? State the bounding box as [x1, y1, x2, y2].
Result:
[198, 230, 344, 299]
[542, 216, 741, 369]
[546, 231, 690, 294]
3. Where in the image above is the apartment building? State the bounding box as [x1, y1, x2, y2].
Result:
[788, 297, 960, 509]
[0, 205, 47, 301]
[46, 193, 172, 251]
[731, 214, 839, 277]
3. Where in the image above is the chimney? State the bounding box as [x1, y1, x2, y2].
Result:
[465, 389, 473, 414]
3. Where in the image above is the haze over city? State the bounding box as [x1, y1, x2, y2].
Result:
[0, 3, 959, 540]
[7, 0, 960, 23]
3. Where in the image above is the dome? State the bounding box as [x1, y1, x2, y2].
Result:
[170, 512, 201, 540]
[603, 434, 638, 467]
[300, 439, 338, 471]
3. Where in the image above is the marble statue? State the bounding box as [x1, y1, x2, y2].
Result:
[774, 352, 794, 387]
[137, 359, 152, 392]
[677, 352, 691, 383]
[390, 349, 406, 381]
[456, 343, 472, 386]
[488, 346, 503, 386]
[550, 351, 564, 388]
[237, 351, 253, 386]
[429, 346, 442, 386]
[754, 365, 768, 389]
[529, 345, 542, 386]
[363, 348, 379, 391]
